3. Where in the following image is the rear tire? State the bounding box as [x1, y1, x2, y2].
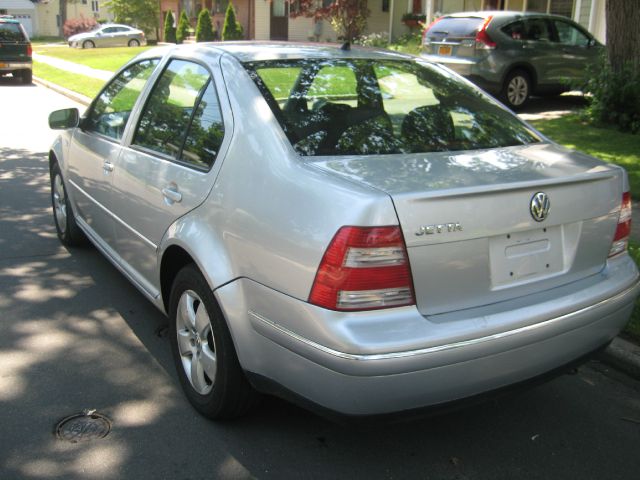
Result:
[21, 69, 32, 84]
[50, 162, 86, 247]
[128, 39, 140, 47]
[169, 264, 260, 420]
[501, 69, 531, 110]
[82, 40, 95, 49]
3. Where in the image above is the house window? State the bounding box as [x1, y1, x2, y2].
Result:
[382, 0, 389, 12]
[92, 1, 100, 13]
[56, 15, 61, 27]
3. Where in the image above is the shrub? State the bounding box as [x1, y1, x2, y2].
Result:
[196, 9, 216, 42]
[176, 10, 191, 44]
[355, 32, 389, 48]
[63, 16, 98, 39]
[163, 11, 177, 43]
[222, 2, 243, 41]
[581, 56, 640, 134]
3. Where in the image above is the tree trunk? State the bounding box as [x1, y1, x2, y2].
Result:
[59, 0, 68, 37]
[606, 0, 640, 74]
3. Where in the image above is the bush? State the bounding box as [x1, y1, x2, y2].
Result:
[63, 16, 98, 39]
[581, 57, 640, 134]
[163, 11, 177, 43]
[196, 9, 216, 42]
[222, 2, 243, 41]
[354, 32, 389, 48]
[176, 10, 191, 44]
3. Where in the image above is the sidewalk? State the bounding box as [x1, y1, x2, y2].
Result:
[32, 55, 640, 382]
[33, 53, 113, 81]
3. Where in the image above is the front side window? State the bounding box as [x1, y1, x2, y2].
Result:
[246, 59, 540, 156]
[133, 59, 224, 169]
[553, 21, 590, 46]
[523, 18, 552, 42]
[84, 59, 159, 140]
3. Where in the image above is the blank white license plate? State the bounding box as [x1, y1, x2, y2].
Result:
[489, 226, 564, 289]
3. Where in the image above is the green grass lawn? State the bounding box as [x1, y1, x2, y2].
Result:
[34, 45, 151, 72]
[33, 61, 105, 99]
[530, 114, 640, 199]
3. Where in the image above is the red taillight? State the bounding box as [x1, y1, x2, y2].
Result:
[609, 192, 632, 257]
[309, 226, 416, 311]
[475, 16, 496, 49]
[27, 43, 32, 57]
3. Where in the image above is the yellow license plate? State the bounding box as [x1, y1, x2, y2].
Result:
[0, 63, 6, 68]
[438, 45, 452, 56]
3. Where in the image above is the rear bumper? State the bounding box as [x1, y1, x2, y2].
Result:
[0, 60, 31, 72]
[216, 255, 639, 415]
[420, 53, 502, 94]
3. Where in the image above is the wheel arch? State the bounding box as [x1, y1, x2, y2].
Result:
[502, 63, 538, 91]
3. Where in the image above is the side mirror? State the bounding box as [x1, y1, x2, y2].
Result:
[588, 38, 597, 48]
[49, 108, 80, 130]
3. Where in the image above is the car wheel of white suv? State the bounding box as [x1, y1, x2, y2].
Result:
[169, 264, 259, 419]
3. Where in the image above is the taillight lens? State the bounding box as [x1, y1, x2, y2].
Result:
[609, 192, 632, 257]
[475, 16, 496, 49]
[27, 43, 32, 57]
[309, 226, 416, 311]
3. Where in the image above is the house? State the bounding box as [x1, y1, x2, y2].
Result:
[35, 0, 114, 38]
[0, 0, 36, 36]
[158, 0, 605, 43]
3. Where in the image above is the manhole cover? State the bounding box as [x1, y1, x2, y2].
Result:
[56, 410, 111, 443]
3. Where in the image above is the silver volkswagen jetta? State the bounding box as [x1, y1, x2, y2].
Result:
[48, 42, 639, 420]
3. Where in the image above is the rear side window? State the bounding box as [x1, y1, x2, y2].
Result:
[246, 59, 540, 156]
[426, 17, 485, 38]
[0, 23, 26, 41]
[502, 21, 525, 40]
[133, 59, 224, 170]
[523, 18, 552, 41]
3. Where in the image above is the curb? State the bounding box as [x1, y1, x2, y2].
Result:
[600, 337, 640, 380]
[34, 76, 91, 106]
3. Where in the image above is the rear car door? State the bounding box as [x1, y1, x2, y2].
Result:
[111, 58, 229, 288]
[521, 17, 558, 86]
[67, 58, 159, 245]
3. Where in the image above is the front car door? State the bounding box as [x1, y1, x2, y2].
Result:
[549, 19, 602, 84]
[66, 58, 159, 245]
[110, 57, 229, 292]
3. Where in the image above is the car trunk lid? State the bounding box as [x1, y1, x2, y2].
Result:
[310, 143, 624, 315]
[0, 22, 30, 63]
[423, 15, 488, 58]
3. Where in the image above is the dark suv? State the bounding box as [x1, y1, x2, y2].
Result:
[0, 16, 32, 84]
[421, 11, 602, 109]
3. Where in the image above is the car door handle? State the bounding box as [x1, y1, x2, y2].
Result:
[103, 161, 114, 173]
[162, 187, 182, 204]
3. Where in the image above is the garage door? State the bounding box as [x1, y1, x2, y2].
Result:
[13, 14, 33, 37]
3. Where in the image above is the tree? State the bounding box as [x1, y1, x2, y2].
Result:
[176, 10, 191, 44]
[222, 2, 244, 41]
[164, 10, 177, 43]
[293, 0, 370, 43]
[196, 9, 216, 42]
[606, 0, 640, 75]
[105, 0, 160, 35]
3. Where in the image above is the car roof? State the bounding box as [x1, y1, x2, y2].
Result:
[0, 17, 20, 24]
[444, 10, 575, 21]
[145, 41, 412, 63]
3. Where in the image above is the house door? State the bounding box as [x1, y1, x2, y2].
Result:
[270, 0, 288, 40]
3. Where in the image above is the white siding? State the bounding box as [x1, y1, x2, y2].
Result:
[254, 0, 270, 40]
[288, 16, 314, 41]
[366, 3, 390, 35]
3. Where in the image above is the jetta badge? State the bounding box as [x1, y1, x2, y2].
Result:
[530, 192, 550, 222]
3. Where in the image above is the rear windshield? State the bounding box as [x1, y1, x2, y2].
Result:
[426, 17, 485, 38]
[244, 58, 539, 156]
[0, 22, 26, 42]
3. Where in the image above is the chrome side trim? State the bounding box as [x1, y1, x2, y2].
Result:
[248, 280, 639, 362]
[69, 179, 158, 250]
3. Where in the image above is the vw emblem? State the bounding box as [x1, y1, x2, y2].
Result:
[530, 192, 550, 222]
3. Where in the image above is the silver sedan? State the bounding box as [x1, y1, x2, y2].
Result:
[47, 43, 639, 420]
[67, 24, 146, 49]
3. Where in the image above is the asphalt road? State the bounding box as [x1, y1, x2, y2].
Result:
[1, 77, 639, 480]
